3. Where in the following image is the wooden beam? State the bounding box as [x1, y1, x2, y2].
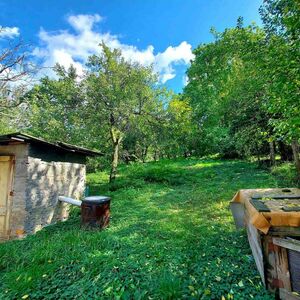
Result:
[273, 238, 300, 253]
[269, 227, 300, 237]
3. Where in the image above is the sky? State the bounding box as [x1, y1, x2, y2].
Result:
[0, 0, 263, 92]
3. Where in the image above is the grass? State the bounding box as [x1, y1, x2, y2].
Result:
[270, 162, 299, 187]
[0, 158, 293, 299]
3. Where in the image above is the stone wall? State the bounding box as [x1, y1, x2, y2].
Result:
[24, 156, 86, 235]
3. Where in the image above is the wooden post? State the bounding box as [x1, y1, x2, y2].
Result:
[291, 140, 300, 180]
[269, 141, 276, 166]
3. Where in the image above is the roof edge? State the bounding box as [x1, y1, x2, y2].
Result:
[0, 132, 103, 157]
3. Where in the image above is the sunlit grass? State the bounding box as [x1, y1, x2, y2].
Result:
[0, 158, 288, 299]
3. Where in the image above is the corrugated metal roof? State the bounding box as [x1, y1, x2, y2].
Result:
[0, 132, 103, 157]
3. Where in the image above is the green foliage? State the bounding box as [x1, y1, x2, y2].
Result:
[271, 162, 299, 186]
[25, 64, 89, 145]
[16, 1, 299, 171]
[259, 0, 300, 143]
[260, 0, 300, 39]
[1, 0, 298, 174]
[184, 24, 272, 159]
[85, 43, 166, 181]
[182, 1, 300, 171]
[162, 96, 196, 158]
[0, 86, 26, 134]
[24, 44, 167, 180]
[1, 158, 292, 299]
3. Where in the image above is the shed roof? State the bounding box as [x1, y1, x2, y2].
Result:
[0, 132, 102, 157]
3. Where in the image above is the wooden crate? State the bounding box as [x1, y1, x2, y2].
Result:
[245, 209, 300, 299]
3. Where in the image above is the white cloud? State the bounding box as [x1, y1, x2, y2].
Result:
[154, 42, 194, 83]
[182, 75, 189, 86]
[0, 26, 20, 39]
[67, 14, 102, 32]
[34, 14, 194, 83]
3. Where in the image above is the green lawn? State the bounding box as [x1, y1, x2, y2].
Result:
[0, 158, 287, 299]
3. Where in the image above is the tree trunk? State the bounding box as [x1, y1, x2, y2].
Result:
[142, 146, 148, 163]
[278, 141, 294, 161]
[153, 149, 157, 161]
[291, 139, 300, 180]
[109, 140, 120, 183]
[184, 150, 188, 158]
[269, 141, 276, 166]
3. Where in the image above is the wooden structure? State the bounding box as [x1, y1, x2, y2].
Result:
[0, 132, 101, 241]
[231, 189, 300, 299]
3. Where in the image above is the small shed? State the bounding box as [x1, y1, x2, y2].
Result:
[0, 132, 101, 241]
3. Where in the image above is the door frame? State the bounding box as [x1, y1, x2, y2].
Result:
[0, 155, 15, 240]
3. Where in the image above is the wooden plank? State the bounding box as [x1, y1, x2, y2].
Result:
[288, 249, 300, 293]
[273, 238, 300, 253]
[230, 202, 245, 229]
[279, 289, 300, 300]
[262, 236, 279, 292]
[269, 227, 300, 237]
[245, 210, 265, 284]
[0, 156, 14, 239]
[0, 156, 11, 162]
[274, 245, 292, 291]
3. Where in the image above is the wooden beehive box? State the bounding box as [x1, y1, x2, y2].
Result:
[231, 189, 300, 299]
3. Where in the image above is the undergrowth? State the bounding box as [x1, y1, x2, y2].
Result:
[271, 162, 299, 187]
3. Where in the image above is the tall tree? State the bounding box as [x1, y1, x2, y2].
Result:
[165, 95, 194, 158]
[25, 65, 88, 145]
[260, 0, 300, 175]
[0, 28, 34, 133]
[184, 24, 273, 159]
[85, 44, 162, 182]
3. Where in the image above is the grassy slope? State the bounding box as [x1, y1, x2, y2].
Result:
[0, 158, 287, 299]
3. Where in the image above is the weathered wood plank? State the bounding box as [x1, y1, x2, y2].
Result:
[269, 227, 300, 237]
[273, 238, 300, 252]
[274, 245, 292, 291]
[279, 289, 300, 300]
[245, 210, 265, 284]
[0, 155, 15, 239]
[262, 236, 279, 292]
[288, 249, 300, 293]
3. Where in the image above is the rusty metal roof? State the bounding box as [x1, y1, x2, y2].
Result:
[0, 132, 103, 157]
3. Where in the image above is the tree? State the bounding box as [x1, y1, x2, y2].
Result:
[122, 98, 166, 163]
[165, 95, 194, 158]
[25, 65, 88, 144]
[85, 43, 162, 182]
[0, 28, 34, 133]
[259, 0, 300, 39]
[184, 24, 273, 159]
[260, 0, 300, 176]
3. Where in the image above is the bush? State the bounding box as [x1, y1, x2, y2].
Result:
[271, 162, 299, 187]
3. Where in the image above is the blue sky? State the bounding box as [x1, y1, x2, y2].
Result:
[0, 0, 263, 92]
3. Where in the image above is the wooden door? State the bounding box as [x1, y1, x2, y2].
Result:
[0, 156, 14, 240]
